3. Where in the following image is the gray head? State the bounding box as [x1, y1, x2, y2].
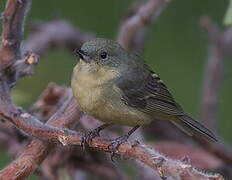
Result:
[76, 38, 137, 70]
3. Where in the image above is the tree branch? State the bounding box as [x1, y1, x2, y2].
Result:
[0, 0, 31, 68]
[0, 83, 223, 179]
[200, 17, 232, 131]
[23, 20, 94, 56]
[117, 0, 170, 53]
[0, 91, 83, 179]
[0, 93, 223, 179]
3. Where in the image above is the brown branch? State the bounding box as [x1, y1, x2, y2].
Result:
[0, 83, 68, 162]
[117, 0, 170, 52]
[0, 3, 92, 177]
[200, 17, 232, 131]
[49, 135, 225, 180]
[23, 20, 94, 56]
[0, 0, 31, 91]
[0, 121, 25, 157]
[0, 4, 93, 177]
[13, 51, 39, 78]
[0, 0, 31, 68]
[0, 84, 223, 179]
[39, 147, 73, 180]
[187, 17, 232, 167]
[32, 83, 70, 119]
[0, 94, 223, 180]
[152, 141, 222, 170]
[0, 92, 83, 179]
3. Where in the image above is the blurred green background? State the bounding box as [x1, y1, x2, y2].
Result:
[0, 0, 231, 177]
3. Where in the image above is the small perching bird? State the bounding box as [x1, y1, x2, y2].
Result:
[71, 38, 217, 148]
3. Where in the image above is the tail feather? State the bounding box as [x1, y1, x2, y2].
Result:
[172, 115, 218, 142]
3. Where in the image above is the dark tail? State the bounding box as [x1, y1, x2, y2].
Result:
[172, 115, 218, 142]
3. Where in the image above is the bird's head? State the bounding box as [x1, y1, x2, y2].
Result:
[75, 38, 135, 72]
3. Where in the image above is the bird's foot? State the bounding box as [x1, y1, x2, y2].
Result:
[81, 129, 100, 148]
[81, 123, 111, 150]
[108, 134, 129, 161]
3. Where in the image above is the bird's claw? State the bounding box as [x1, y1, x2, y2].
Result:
[81, 129, 100, 149]
[108, 135, 129, 161]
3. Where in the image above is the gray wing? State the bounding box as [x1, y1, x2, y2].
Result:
[115, 67, 184, 116]
[115, 66, 218, 142]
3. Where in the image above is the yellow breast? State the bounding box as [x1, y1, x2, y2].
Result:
[71, 60, 119, 114]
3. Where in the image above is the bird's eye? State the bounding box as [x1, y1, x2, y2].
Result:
[100, 51, 108, 59]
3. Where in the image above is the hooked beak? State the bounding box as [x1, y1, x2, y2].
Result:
[75, 49, 91, 63]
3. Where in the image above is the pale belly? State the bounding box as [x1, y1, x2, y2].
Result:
[72, 82, 153, 126]
[92, 93, 153, 126]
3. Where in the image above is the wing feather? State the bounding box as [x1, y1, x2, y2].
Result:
[116, 67, 183, 116]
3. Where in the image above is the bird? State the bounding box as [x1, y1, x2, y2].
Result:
[71, 38, 217, 149]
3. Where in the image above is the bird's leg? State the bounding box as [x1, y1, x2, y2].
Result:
[108, 125, 140, 161]
[81, 123, 112, 147]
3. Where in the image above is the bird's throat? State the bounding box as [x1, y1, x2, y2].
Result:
[71, 61, 119, 113]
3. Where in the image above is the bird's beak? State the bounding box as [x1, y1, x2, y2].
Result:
[75, 49, 91, 63]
